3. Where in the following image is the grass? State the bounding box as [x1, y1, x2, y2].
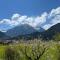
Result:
[0, 40, 59, 60]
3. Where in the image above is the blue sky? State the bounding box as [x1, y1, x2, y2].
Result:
[0, 0, 60, 19]
[0, 0, 60, 31]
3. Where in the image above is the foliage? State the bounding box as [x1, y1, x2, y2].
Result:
[0, 40, 60, 60]
[53, 33, 60, 41]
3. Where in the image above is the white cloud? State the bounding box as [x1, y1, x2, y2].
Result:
[11, 13, 20, 20]
[35, 12, 47, 27]
[42, 7, 60, 30]
[49, 7, 60, 18]
[0, 7, 60, 31]
[43, 24, 52, 30]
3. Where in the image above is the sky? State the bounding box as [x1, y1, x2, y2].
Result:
[0, 0, 60, 18]
[0, 0, 60, 31]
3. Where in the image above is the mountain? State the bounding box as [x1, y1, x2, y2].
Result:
[0, 31, 9, 40]
[47, 23, 60, 32]
[5, 23, 60, 40]
[0, 31, 5, 37]
[36, 24, 45, 32]
[5, 24, 45, 40]
[23, 23, 60, 40]
[35, 26, 45, 32]
[41, 23, 60, 40]
[5, 24, 37, 37]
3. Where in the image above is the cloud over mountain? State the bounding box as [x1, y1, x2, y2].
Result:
[43, 7, 60, 29]
[0, 7, 60, 31]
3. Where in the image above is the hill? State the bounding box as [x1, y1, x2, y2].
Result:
[41, 23, 60, 40]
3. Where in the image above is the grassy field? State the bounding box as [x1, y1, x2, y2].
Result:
[0, 40, 60, 60]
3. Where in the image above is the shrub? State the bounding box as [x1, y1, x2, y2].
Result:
[53, 33, 60, 41]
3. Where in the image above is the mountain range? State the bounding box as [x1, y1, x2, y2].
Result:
[0, 23, 60, 40]
[40, 23, 60, 40]
[0, 31, 9, 40]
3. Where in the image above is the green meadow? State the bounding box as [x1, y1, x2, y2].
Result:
[0, 40, 60, 60]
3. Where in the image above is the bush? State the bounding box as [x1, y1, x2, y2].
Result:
[5, 46, 20, 60]
[0, 40, 60, 60]
[53, 33, 60, 41]
[40, 43, 60, 60]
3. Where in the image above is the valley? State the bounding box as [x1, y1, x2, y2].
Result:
[0, 23, 60, 60]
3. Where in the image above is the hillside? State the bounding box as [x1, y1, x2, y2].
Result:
[0, 31, 9, 40]
[6, 23, 60, 40]
[39, 23, 60, 40]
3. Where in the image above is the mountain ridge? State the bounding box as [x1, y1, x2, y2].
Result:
[0, 23, 60, 40]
